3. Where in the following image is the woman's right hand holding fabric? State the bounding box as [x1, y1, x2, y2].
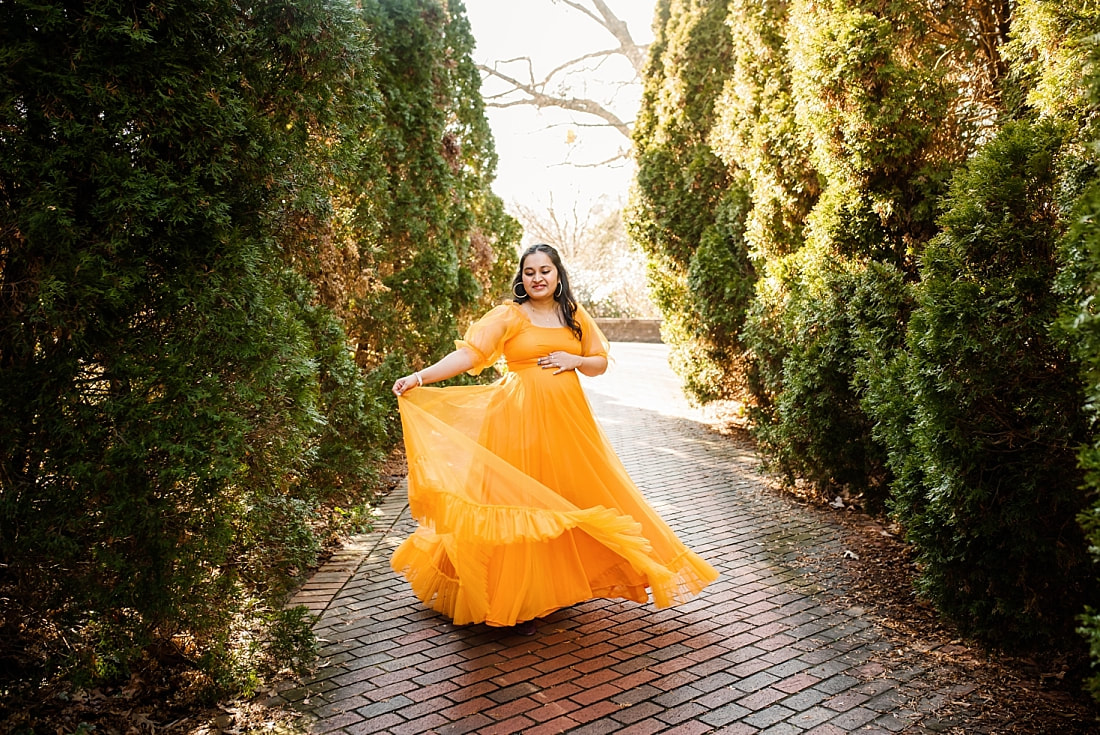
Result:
[393, 373, 422, 396]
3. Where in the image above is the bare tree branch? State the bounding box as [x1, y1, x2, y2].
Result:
[552, 0, 602, 27]
[543, 49, 621, 84]
[477, 1, 649, 147]
[478, 62, 632, 139]
[563, 150, 631, 168]
[554, 0, 648, 74]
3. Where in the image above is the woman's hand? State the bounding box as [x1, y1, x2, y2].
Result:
[538, 351, 583, 375]
[393, 373, 422, 396]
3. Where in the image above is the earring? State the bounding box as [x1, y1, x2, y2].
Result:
[554, 282, 563, 298]
[512, 282, 527, 299]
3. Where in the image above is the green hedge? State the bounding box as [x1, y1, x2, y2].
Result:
[747, 250, 894, 502]
[737, 0, 957, 506]
[1056, 36, 1100, 692]
[885, 120, 1091, 643]
[0, 0, 514, 699]
[628, 0, 755, 403]
[630, 0, 1100, 689]
[1065, 172, 1100, 697]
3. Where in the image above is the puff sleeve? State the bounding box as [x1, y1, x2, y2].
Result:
[575, 304, 610, 359]
[455, 303, 523, 375]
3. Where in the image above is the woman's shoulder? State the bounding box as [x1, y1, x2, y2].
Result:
[476, 301, 525, 326]
[488, 301, 523, 316]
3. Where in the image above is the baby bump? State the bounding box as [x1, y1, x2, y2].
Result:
[478, 367, 598, 478]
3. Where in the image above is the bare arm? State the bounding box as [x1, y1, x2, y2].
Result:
[393, 347, 478, 396]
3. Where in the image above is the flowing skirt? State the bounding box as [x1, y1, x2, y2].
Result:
[391, 367, 717, 626]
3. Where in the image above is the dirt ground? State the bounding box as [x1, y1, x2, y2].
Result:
[817, 503, 1100, 734]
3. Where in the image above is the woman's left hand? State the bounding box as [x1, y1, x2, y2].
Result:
[538, 351, 582, 374]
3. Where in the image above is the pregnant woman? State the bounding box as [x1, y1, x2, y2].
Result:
[391, 243, 717, 635]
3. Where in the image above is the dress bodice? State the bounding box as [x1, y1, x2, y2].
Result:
[456, 302, 608, 376]
[503, 323, 578, 371]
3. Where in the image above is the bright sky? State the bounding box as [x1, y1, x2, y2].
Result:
[462, 0, 658, 212]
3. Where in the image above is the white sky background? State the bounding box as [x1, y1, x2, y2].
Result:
[462, 0, 658, 214]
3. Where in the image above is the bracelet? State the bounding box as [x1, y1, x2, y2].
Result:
[415, 371, 423, 387]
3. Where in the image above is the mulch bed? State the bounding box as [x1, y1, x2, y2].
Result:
[822, 505, 1100, 734]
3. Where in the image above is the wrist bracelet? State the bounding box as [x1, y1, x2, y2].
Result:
[415, 371, 423, 387]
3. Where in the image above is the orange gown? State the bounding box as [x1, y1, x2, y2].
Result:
[391, 302, 718, 627]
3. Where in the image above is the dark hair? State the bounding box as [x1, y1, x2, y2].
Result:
[511, 243, 582, 341]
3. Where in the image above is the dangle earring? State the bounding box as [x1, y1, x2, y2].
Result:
[554, 282, 563, 298]
[512, 282, 528, 299]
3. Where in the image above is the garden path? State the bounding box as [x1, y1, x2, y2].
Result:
[274, 343, 1091, 734]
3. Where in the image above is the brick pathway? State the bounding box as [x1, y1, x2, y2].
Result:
[273, 344, 989, 734]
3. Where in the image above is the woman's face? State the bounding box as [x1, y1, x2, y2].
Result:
[521, 251, 560, 303]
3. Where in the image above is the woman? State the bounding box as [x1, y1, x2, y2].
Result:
[391, 243, 717, 634]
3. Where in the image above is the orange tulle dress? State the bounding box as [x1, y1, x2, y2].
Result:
[390, 302, 718, 627]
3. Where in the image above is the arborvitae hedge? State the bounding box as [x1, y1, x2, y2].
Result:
[737, 0, 962, 506]
[632, 0, 1100, 666]
[889, 120, 1090, 643]
[1066, 170, 1100, 698]
[0, 0, 514, 700]
[628, 0, 755, 403]
[711, 0, 818, 264]
[345, 0, 517, 376]
[1054, 29, 1100, 693]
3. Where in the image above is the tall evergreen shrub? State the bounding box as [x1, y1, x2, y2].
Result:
[740, 0, 963, 503]
[1061, 168, 1100, 696]
[0, 0, 395, 693]
[345, 0, 519, 376]
[710, 0, 818, 264]
[747, 250, 897, 496]
[628, 0, 755, 403]
[891, 120, 1090, 644]
[1044, 5, 1100, 691]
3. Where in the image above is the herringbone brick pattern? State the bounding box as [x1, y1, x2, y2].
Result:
[272, 344, 992, 733]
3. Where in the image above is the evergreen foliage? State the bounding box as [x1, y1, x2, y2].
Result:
[890, 120, 1090, 643]
[739, 0, 962, 505]
[1003, 0, 1100, 127]
[711, 0, 818, 263]
[632, 0, 1100, 660]
[747, 249, 894, 497]
[1054, 25, 1100, 696]
[0, 0, 513, 698]
[628, 0, 756, 403]
[340, 0, 519, 376]
[1066, 168, 1100, 698]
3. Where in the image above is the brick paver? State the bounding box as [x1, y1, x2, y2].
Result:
[273, 343, 1025, 733]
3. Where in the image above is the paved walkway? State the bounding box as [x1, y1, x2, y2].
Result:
[272, 344, 1010, 734]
